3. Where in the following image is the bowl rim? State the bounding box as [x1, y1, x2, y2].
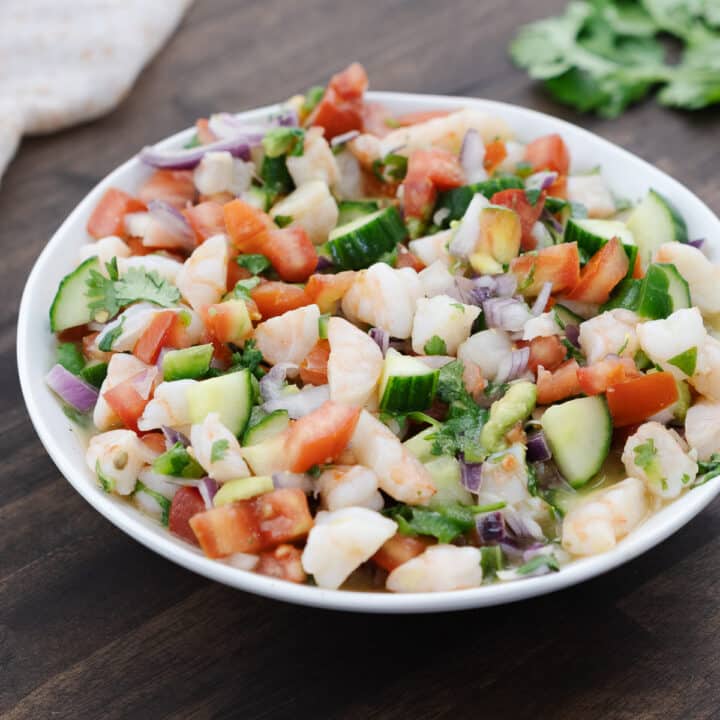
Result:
[18, 90, 720, 613]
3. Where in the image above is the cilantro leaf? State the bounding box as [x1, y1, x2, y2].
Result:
[423, 335, 448, 355]
[302, 86, 325, 115]
[57, 342, 85, 375]
[437, 360, 472, 406]
[695, 453, 720, 487]
[236, 254, 271, 275]
[232, 277, 261, 301]
[211, 439, 230, 463]
[229, 338, 266, 379]
[430, 409, 488, 461]
[633, 438, 657, 470]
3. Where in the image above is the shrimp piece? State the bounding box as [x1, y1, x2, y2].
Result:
[523, 312, 562, 341]
[301, 507, 397, 589]
[654, 242, 720, 316]
[562, 477, 648, 556]
[579, 309, 640, 364]
[327, 317, 383, 408]
[418, 260, 455, 297]
[270, 180, 339, 245]
[117, 254, 184, 284]
[409, 230, 453, 268]
[457, 329, 513, 381]
[497, 140, 525, 174]
[94, 354, 152, 431]
[317, 465, 384, 512]
[636, 307, 707, 380]
[175, 234, 228, 311]
[332, 150, 364, 200]
[566, 175, 615, 219]
[622, 422, 698, 499]
[350, 410, 436, 505]
[475, 445, 532, 507]
[692, 336, 720, 402]
[342, 263, 422, 339]
[411, 295, 480, 355]
[193, 151, 254, 196]
[386, 545, 483, 593]
[189, 412, 250, 482]
[286, 127, 340, 188]
[137, 379, 197, 432]
[254, 304, 320, 367]
[685, 400, 720, 461]
[86, 429, 156, 495]
[78, 235, 130, 266]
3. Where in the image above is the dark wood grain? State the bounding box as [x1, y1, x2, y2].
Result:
[2, 1, 719, 717]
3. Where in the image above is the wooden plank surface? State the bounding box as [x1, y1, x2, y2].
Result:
[2, 0, 719, 717]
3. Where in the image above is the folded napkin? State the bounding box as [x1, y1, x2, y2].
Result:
[0, 0, 193, 180]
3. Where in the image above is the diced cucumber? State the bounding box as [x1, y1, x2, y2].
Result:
[162, 344, 213, 381]
[434, 176, 524, 227]
[480, 545, 505, 577]
[242, 409, 290, 446]
[213, 476, 274, 506]
[601, 278, 642, 312]
[626, 189, 688, 271]
[326, 206, 406, 270]
[553, 303, 584, 329]
[379, 348, 439, 412]
[49, 256, 100, 332]
[318, 313, 330, 339]
[541, 396, 612, 488]
[425, 456, 473, 508]
[403, 427, 437, 463]
[241, 432, 288, 475]
[242, 186, 273, 211]
[261, 154, 294, 198]
[564, 218, 637, 274]
[80, 362, 108, 388]
[187, 369, 253, 437]
[544, 196, 569, 214]
[634, 263, 691, 319]
[337, 200, 380, 226]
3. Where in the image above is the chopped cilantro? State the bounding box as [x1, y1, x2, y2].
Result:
[524, 188, 542, 206]
[274, 215, 294, 229]
[236, 254, 271, 275]
[424, 335, 448, 355]
[633, 439, 657, 471]
[695, 454, 720, 487]
[98, 317, 125, 352]
[229, 338, 266, 379]
[211, 439, 230, 463]
[516, 553, 559, 575]
[95, 460, 115, 493]
[232, 277, 261, 302]
[63, 404, 90, 427]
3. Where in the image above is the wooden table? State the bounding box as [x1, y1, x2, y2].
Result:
[3, 1, 719, 717]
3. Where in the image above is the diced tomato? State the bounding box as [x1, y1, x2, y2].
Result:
[169, 486, 206, 545]
[133, 311, 175, 365]
[606, 372, 679, 427]
[138, 170, 195, 209]
[304, 271, 356, 313]
[547, 175, 567, 199]
[491, 188, 546, 251]
[223, 199, 273, 253]
[403, 149, 465, 219]
[125, 237, 155, 256]
[103, 370, 154, 432]
[251, 281, 312, 319]
[395, 109, 452, 126]
[396, 247, 425, 271]
[566, 237, 629, 304]
[299, 340, 330, 385]
[307, 63, 368, 140]
[195, 118, 217, 145]
[536, 359, 583, 405]
[402, 171, 436, 221]
[632, 253, 644, 279]
[263, 227, 318, 283]
[190, 488, 313, 558]
[226, 260, 252, 292]
[285, 401, 361, 472]
[141, 432, 167, 455]
[510, 242, 581, 296]
[328, 62, 368, 99]
[87, 188, 146, 239]
[165, 312, 196, 350]
[577, 356, 641, 396]
[372, 534, 433, 572]
[256, 544, 307, 583]
[525, 335, 567, 373]
[203, 299, 252, 345]
[483, 138, 507, 173]
[183, 201, 226, 244]
[524, 134, 570, 175]
[362, 102, 395, 138]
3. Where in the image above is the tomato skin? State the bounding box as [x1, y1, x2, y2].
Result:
[483, 139, 507, 173]
[525, 335, 567, 373]
[133, 311, 175, 365]
[510, 242, 581, 296]
[103, 371, 153, 432]
[223, 199, 272, 253]
[169, 486, 206, 545]
[183, 201, 226, 244]
[524, 134, 570, 175]
[256, 544, 307, 583]
[299, 340, 330, 385]
[403, 149, 465, 219]
[138, 170, 195, 209]
[577, 356, 640, 396]
[264, 227, 318, 283]
[87, 188, 146, 239]
[304, 271, 356, 313]
[606, 372, 679, 427]
[566, 237, 629, 304]
[250, 281, 311, 319]
[285, 401, 361, 472]
[328, 61, 368, 99]
[491, 188, 545, 251]
[372, 534, 433, 572]
[536, 359, 583, 405]
[308, 63, 368, 139]
[140, 432, 167, 455]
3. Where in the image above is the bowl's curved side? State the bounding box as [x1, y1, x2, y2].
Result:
[17, 92, 720, 613]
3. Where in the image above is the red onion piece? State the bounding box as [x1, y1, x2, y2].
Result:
[526, 171, 558, 191]
[46, 363, 98, 413]
[483, 297, 532, 332]
[522, 544, 551, 563]
[565, 324, 580, 348]
[198, 477, 218, 510]
[476, 511, 506, 543]
[688, 238, 705, 250]
[330, 129, 360, 148]
[459, 129, 485, 183]
[432, 207, 451, 227]
[526, 431, 552, 463]
[315, 256, 334, 272]
[541, 208, 564, 234]
[272, 471, 314, 493]
[494, 273, 518, 298]
[146, 200, 195, 251]
[128, 367, 159, 400]
[162, 425, 190, 450]
[494, 346, 530, 384]
[504, 507, 545, 541]
[531, 281, 553, 316]
[460, 459, 484, 493]
[140, 136, 254, 169]
[368, 327, 390, 356]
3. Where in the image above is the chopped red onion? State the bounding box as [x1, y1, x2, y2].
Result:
[368, 327, 390, 356]
[315, 256, 334, 272]
[504, 506, 545, 541]
[262, 384, 330, 418]
[272, 471, 314, 493]
[541, 208, 564, 233]
[259, 363, 299, 402]
[140, 136, 255, 169]
[146, 200, 195, 251]
[688, 238, 705, 250]
[565, 324, 580, 348]
[459, 129, 486, 183]
[494, 273, 518, 298]
[330, 129, 360, 148]
[526, 431, 552, 463]
[483, 297, 533, 332]
[531, 281, 553, 316]
[46, 364, 98, 413]
[198, 477, 218, 510]
[494, 346, 530, 384]
[460, 459, 484, 493]
[476, 511, 506, 542]
[526, 171, 558, 191]
[522, 543, 551, 563]
[162, 425, 190, 450]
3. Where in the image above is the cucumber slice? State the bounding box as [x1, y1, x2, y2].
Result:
[434, 176, 524, 227]
[261, 154, 294, 198]
[162, 344, 213, 381]
[626, 189, 688, 271]
[242, 186, 273, 211]
[326, 206, 406, 270]
[425, 455, 473, 508]
[242, 409, 290, 446]
[80, 362, 108, 388]
[337, 200, 380, 226]
[541, 396, 612, 489]
[564, 218, 637, 274]
[553, 303, 584, 329]
[187, 369, 253, 437]
[601, 279, 642, 313]
[49, 256, 100, 332]
[544, 196, 569, 214]
[379, 349, 439, 412]
[241, 432, 288, 475]
[213, 476, 274, 506]
[634, 263, 691, 319]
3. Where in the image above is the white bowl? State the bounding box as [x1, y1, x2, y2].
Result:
[18, 91, 720, 613]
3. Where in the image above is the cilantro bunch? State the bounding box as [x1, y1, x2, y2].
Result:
[510, 0, 720, 117]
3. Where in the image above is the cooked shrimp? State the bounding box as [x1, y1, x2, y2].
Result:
[386, 545, 483, 593]
[579, 309, 641, 364]
[137, 379, 197, 432]
[175, 234, 229, 310]
[301, 507, 397, 589]
[193, 151, 254, 196]
[342, 263, 422, 339]
[622, 422, 698, 499]
[562, 477, 648, 556]
[655, 242, 720, 315]
[86, 429, 156, 495]
[93, 354, 153, 431]
[350, 410, 436, 505]
[475, 445, 533, 507]
[117, 254, 184, 284]
[418, 260, 455, 297]
[270, 180, 339, 245]
[189, 412, 250, 482]
[78, 235, 130, 266]
[411, 295, 480, 355]
[692, 336, 720, 402]
[685, 400, 720, 461]
[408, 230, 453, 268]
[457, 329, 513, 381]
[286, 127, 340, 188]
[316, 465, 384, 511]
[254, 303, 320, 367]
[327, 317, 383, 408]
[523, 312, 562, 341]
[332, 149, 364, 200]
[566, 175, 615, 218]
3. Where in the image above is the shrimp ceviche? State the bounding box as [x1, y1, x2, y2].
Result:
[45, 63, 720, 593]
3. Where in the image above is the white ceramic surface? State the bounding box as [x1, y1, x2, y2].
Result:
[17, 91, 720, 613]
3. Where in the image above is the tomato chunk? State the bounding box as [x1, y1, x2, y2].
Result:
[536, 359, 583, 405]
[87, 188, 146, 239]
[250, 281, 311, 319]
[138, 170, 195, 209]
[524, 134, 570, 175]
[577, 356, 641, 396]
[483, 139, 507, 173]
[566, 237, 629, 304]
[223, 198, 273, 253]
[307, 62, 368, 140]
[396, 247, 425, 272]
[525, 335, 567, 373]
[169, 486, 206, 545]
[299, 340, 330, 386]
[304, 271, 356, 313]
[256, 544, 307, 584]
[140, 432, 167, 455]
[103, 370, 154, 432]
[510, 242, 580, 296]
[372, 534, 433, 572]
[491, 188, 545, 251]
[263, 227, 318, 283]
[606, 372, 679, 427]
[403, 149, 465, 220]
[133, 311, 175, 365]
[285, 401, 361, 472]
[183, 201, 226, 244]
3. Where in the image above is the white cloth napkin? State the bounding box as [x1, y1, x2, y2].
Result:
[0, 0, 193, 179]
